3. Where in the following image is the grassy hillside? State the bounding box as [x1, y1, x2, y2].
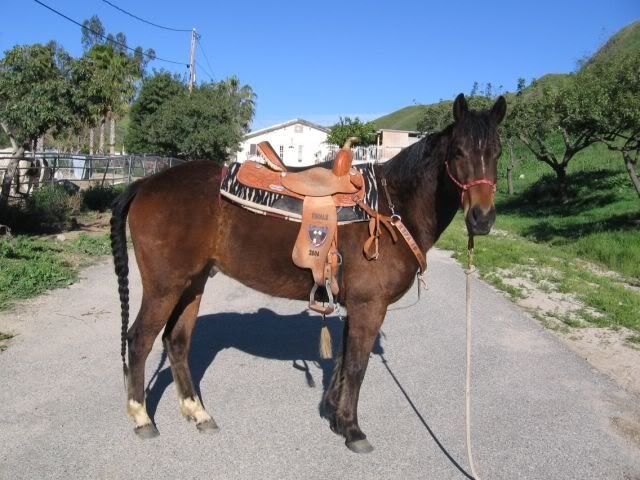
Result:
[373, 104, 429, 130]
[374, 21, 639, 130]
[587, 20, 640, 66]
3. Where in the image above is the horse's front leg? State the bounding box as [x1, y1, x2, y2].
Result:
[327, 300, 386, 453]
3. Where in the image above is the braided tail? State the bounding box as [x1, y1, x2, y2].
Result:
[109, 180, 145, 387]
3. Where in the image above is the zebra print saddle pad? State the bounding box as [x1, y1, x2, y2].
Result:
[220, 162, 379, 224]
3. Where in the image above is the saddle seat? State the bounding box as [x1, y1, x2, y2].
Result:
[281, 167, 360, 197]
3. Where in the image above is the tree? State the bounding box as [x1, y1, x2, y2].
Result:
[416, 95, 494, 134]
[0, 128, 9, 148]
[579, 51, 640, 198]
[80, 16, 153, 155]
[81, 15, 106, 50]
[0, 43, 73, 210]
[86, 43, 139, 155]
[144, 79, 255, 161]
[509, 76, 598, 201]
[125, 71, 186, 153]
[327, 117, 377, 147]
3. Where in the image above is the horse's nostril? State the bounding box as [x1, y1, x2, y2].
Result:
[470, 206, 481, 225]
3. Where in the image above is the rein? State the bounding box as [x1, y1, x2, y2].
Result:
[380, 168, 482, 478]
[465, 235, 481, 480]
[445, 160, 496, 204]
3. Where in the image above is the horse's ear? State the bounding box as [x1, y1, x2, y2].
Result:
[491, 96, 507, 124]
[453, 93, 467, 123]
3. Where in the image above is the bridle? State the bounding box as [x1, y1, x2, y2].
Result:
[445, 160, 496, 205]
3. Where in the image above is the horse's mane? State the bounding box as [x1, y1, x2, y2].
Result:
[381, 125, 452, 187]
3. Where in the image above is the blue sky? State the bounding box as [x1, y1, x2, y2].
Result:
[2, 1, 638, 129]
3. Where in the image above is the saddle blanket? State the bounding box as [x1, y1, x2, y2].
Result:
[220, 162, 379, 224]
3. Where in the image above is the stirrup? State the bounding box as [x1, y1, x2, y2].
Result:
[309, 280, 335, 315]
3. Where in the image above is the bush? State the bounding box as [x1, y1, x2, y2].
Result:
[82, 184, 125, 212]
[27, 184, 73, 226]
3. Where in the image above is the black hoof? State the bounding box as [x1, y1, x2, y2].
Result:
[134, 423, 159, 439]
[196, 419, 219, 433]
[329, 417, 341, 436]
[346, 438, 374, 454]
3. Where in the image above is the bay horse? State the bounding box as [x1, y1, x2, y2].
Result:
[110, 93, 506, 453]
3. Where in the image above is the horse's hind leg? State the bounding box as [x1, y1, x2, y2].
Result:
[162, 271, 218, 433]
[127, 290, 182, 438]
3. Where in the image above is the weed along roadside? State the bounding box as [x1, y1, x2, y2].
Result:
[436, 189, 640, 395]
[0, 185, 119, 351]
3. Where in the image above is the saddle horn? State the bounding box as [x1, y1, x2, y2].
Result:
[332, 137, 359, 176]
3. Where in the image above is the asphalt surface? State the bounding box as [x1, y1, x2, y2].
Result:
[1, 249, 639, 480]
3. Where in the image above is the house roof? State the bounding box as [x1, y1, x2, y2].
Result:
[244, 119, 330, 139]
[376, 128, 421, 134]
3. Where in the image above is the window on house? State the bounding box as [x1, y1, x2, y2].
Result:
[249, 143, 257, 155]
[279, 145, 284, 160]
[298, 145, 303, 162]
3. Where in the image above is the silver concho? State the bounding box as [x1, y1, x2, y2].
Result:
[308, 225, 328, 247]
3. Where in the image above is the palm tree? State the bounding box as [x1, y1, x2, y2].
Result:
[88, 43, 138, 155]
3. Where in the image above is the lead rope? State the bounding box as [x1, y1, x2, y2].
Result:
[465, 235, 481, 480]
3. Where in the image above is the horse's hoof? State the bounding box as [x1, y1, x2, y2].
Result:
[196, 419, 219, 434]
[346, 438, 374, 454]
[134, 424, 159, 439]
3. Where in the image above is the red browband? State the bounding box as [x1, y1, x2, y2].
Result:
[445, 161, 496, 205]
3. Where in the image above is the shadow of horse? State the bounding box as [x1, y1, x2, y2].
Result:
[144, 308, 383, 419]
[144, 307, 473, 478]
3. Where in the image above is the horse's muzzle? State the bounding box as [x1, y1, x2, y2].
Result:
[465, 205, 496, 236]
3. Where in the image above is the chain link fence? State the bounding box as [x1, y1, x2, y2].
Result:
[0, 153, 185, 202]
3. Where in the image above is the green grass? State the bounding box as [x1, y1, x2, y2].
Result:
[496, 143, 640, 281]
[437, 214, 640, 332]
[434, 138, 640, 332]
[0, 234, 111, 311]
[0, 331, 15, 351]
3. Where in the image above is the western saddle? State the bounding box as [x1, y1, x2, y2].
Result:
[223, 139, 426, 315]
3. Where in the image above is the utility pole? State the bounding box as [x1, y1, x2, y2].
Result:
[188, 28, 197, 94]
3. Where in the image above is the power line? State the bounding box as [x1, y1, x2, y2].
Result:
[100, 0, 191, 33]
[33, 0, 188, 67]
[195, 60, 214, 82]
[196, 37, 215, 80]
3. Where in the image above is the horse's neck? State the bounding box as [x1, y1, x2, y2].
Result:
[379, 135, 459, 254]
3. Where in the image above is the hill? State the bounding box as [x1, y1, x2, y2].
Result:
[373, 105, 429, 130]
[587, 20, 640, 66]
[373, 20, 639, 130]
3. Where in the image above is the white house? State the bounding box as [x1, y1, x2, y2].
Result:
[236, 119, 331, 167]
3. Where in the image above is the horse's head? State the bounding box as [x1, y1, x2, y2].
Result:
[446, 93, 506, 235]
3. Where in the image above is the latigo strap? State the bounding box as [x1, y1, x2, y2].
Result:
[356, 198, 426, 273]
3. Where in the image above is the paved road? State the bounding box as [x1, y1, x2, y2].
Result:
[1, 250, 639, 480]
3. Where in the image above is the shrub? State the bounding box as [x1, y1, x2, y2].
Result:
[27, 184, 73, 226]
[82, 184, 125, 212]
